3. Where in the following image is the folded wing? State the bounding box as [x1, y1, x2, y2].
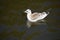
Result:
[31, 12, 41, 20]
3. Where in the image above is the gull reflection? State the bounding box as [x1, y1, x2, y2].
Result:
[26, 19, 47, 28]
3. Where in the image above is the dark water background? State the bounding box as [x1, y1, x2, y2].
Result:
[0, 0, 60, 40]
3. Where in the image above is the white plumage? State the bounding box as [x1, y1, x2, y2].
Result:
[24, 9, 49, 22]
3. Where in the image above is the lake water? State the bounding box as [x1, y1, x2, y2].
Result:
[0, 0, 60, 40]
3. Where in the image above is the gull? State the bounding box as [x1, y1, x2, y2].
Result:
[24, 9, 49, 22]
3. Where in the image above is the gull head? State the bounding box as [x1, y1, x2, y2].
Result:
[24, 9, 31, 14]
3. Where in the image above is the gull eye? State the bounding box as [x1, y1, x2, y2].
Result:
[26, 11, 28, 12]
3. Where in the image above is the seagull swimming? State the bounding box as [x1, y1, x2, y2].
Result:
[24, 9, 49, 22]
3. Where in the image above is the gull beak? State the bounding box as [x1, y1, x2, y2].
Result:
[24, 11, 26, 13]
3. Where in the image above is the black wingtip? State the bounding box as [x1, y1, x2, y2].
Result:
[45, 8, 52, 14]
